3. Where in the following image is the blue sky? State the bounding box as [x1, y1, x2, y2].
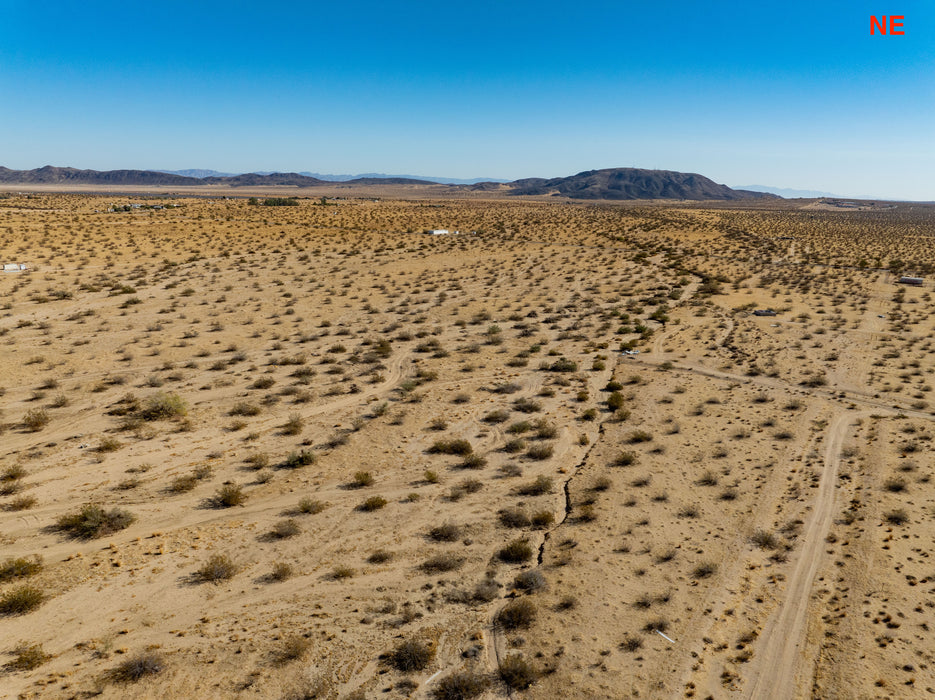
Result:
[1, 1, 932, 198]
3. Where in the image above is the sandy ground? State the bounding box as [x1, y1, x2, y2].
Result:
[1, 192, 934, 699]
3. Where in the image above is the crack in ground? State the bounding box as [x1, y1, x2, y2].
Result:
[537, 419, 608, 566]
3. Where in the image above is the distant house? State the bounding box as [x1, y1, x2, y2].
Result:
[2, 263, 27, 271]
[426, 229, 449, 235]
[753, 309, 777, 317]
[898, 276, 924, 286]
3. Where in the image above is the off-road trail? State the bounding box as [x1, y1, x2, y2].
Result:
[743, 411, 857, 699]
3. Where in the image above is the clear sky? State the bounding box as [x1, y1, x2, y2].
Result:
[1, 1, 933, 199]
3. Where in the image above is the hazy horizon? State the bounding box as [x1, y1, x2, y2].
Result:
[1, 1, 932, 200]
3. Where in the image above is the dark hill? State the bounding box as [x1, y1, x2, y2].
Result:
[0, 166, 198, 186]
[480, 168, 775, 201]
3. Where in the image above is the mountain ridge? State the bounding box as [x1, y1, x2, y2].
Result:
[0, 165, 776, 201]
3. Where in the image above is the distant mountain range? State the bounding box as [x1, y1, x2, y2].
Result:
[0, 165, 775, 201]
[734, 184, 841, 199]
[157, 170, 505, 185]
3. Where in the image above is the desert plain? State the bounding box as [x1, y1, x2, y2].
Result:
[1, 190, 934, 699]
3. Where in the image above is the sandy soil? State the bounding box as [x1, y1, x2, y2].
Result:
[1, 192, 934, 699]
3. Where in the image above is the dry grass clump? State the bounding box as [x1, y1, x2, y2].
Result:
[421, 553, 464, 573]
[273, 635, 311, 665]
[297, 497, 326, 514]
[367, 549, 394, 564]
[388, 638, 435, 672]
[22, 408, 50, 432]
[3, 495, 37, 511]
[56, 503, 135, 539]
[692, 562, 718, 579]
[0, 585, 45, 615]
[0, 556, 42, 582]
[194, 554, 237, 583]
[884, 509, 909, 525]
[5, 642, 50, 670]
[106, 651, 165, 682]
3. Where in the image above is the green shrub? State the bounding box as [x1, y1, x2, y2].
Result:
[139, 392, 187, 420]
[359, 495, 387, 511]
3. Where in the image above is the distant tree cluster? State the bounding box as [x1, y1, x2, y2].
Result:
[249, 197, 300, 207]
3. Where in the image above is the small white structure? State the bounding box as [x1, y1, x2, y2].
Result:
[3, 263, 27, 271]
[426, 229, 449, 235]
[898, 276, 924, 286]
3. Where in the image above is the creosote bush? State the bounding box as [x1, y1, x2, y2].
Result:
[499, 654, 540, 690]
[498, 538, 534, 563]
[212, 483, 246, 507]
[389, 638, 435, 672]
[195, 553, 237, 583]
[57, 504, 135, 539]
[498, 598, 537, 629]
[432, 670, 489, 700]
[428, 439, 473, 455]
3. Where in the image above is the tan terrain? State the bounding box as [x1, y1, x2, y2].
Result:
[0, 192, 933, 699]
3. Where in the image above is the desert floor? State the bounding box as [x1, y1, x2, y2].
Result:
[1, 192, 934, 699]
